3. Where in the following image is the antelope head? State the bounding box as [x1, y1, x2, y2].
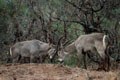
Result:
[58, 49, 69, 62]
[48, 47, 56, 59]
[57, 40, 69, 62]
[46, 43, 56, 60]
[48, 36, 65, 61]
[48, 36, 70, 62]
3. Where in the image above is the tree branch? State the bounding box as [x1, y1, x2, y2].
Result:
[65, 0, 82, 11]
[54, 17, 85, 25]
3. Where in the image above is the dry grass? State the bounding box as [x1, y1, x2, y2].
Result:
[0, 63, 119, 80]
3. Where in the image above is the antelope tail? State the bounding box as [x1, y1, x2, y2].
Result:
[103, 35, 107, 48]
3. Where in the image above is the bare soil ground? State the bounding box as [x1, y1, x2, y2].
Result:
[0, 63, 119, 80]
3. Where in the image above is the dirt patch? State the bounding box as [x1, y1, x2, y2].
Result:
[0, 64, 119, 80]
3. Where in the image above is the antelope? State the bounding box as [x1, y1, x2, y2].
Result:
[10, 39, 56, 63]
[57, 33, 110, 71]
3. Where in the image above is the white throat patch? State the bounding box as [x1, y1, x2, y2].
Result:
[58, 58, 63, 62]
[50, 56, 53, 59]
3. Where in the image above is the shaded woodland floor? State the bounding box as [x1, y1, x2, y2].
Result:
[0, 63, 119, 80]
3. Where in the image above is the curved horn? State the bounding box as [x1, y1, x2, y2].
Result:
[50, 36, 64, 62]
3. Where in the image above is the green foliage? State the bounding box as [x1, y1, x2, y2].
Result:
[102, 18, 115, 28]
[67, 23, 83, 40]
[63, 54, 78, 67]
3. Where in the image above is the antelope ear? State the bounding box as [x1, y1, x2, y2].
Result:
[64, 52, 69, 55]
[52, 44, 56, 48]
